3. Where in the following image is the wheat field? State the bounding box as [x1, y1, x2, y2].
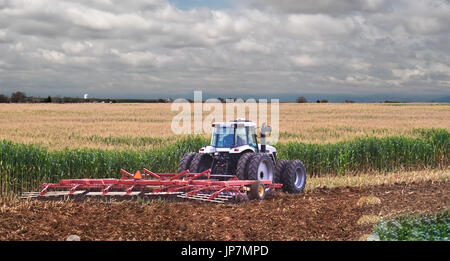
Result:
[0, 103, 448, 150]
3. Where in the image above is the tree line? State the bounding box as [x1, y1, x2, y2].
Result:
[0, 92, 91, 103]
[0, 92, 171, 103]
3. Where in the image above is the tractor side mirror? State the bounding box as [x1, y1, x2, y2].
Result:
[261, 122, 272, 136]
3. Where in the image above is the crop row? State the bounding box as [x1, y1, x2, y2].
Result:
[0, 128, 448, 195]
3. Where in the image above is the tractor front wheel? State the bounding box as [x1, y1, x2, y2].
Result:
[189, 153, 213, 173]
[178, 152, 197, 173]
[236, 152, 253, 180]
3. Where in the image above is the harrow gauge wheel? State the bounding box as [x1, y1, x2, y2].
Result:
[248, 180, 266, 200]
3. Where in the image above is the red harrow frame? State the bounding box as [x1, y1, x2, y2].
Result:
[22, 168, 282, 203]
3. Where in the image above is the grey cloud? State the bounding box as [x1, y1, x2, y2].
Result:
[243, 0, 392, 15]
[0, 0, 448, 99]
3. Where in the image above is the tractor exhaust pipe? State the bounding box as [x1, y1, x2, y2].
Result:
[260, 123, 272, 153]
[261, 133, 266, 153]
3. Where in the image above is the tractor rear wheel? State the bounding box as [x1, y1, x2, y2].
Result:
[247, 153, 274, 182]
[189, 153, 213, 173]
[235, 152, 253, 180]
[274, 159, 289, 184]
[178, 152, 197, 173]
[282, 160, 306, 193]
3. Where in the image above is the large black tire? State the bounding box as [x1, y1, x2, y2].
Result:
[281, 160, 307, 193]
[248, 180, 266, 200]
[235, 152, 254, 180]
[178, 152, 197, 173]
[274, 159, 289, 184]
[247, 153, 275, 182]
[189, 153, 213, 173]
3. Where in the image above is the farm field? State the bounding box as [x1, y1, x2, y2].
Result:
[0, 103, 448, 150]
[1, 179, 448, 241]
[0, 103, 449, 241]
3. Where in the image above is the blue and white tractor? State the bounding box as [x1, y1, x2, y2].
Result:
[178, 119, 306, 194]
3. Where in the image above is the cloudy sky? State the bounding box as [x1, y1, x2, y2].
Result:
[0, 0, 449, 101]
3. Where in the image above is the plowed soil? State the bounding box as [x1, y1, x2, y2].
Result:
[1, 180, 448, 241]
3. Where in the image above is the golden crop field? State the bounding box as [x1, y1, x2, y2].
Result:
[0, 103, 449, 150]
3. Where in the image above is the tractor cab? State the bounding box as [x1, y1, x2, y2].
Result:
[210, 120, 258, 150]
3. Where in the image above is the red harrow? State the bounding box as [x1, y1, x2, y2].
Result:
[21, 168, 282, 203]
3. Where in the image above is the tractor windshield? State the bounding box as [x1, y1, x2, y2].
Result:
[211, 126, 235, 148]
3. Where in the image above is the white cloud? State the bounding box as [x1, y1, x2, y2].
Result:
[40, 49, 66, 64]
[244, 0, 391, 15]
[62, 41, 89, 53]
[287, 14, 356, 39]
[290, 55, 320, 67]
[234, 39, 270, 54]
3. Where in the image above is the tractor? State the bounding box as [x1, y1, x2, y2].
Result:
[178, 119, 306, 194]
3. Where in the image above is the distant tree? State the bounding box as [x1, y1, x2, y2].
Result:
[27, 96, 41, 103]
[316, 99, 320, 103]
[44, 96, 52, 103]
[344, 100, 355, 103]
[10, 91, 27, 103]
[0, 94, 9, 103]
[296, 96, 308, 103]
[320, 99, 328, 103]
[217, 97, 225, 103]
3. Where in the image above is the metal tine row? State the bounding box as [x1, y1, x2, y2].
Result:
[21, 191, 86, 199]
[21, 190, 189, 199]
[177, 193, 232, 204]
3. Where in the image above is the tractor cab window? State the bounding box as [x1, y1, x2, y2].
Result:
[235, 127, 248, 146]
[248, 127, 258, 151]
[211, 127, 235, 148]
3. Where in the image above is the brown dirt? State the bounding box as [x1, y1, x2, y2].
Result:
[0, 180, 448, 241]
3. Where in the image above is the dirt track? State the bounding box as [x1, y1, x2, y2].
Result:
[1, 180, 448, 241]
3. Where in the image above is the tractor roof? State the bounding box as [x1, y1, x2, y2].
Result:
[212, 119, 256, 127]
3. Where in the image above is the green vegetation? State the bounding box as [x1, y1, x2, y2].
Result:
[0, 128, 448, 195]
[0, 136, 207, 195]
[277, 128, 448, 176]
[373, 210, 450, 241]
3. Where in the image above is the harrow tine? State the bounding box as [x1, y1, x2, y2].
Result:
[169, 170, 190, 180]
[143, 168, 161, 179]
[186, 169, 211, 181]
[177, 192, 234, 204]
[69, 184, 80, 195]
[120, 169, 134, 179]
[40, 184, 51, 196]
[177, 193, 226, 204]
[22, 190, 86, 199]
[86, 191, 141, 197]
